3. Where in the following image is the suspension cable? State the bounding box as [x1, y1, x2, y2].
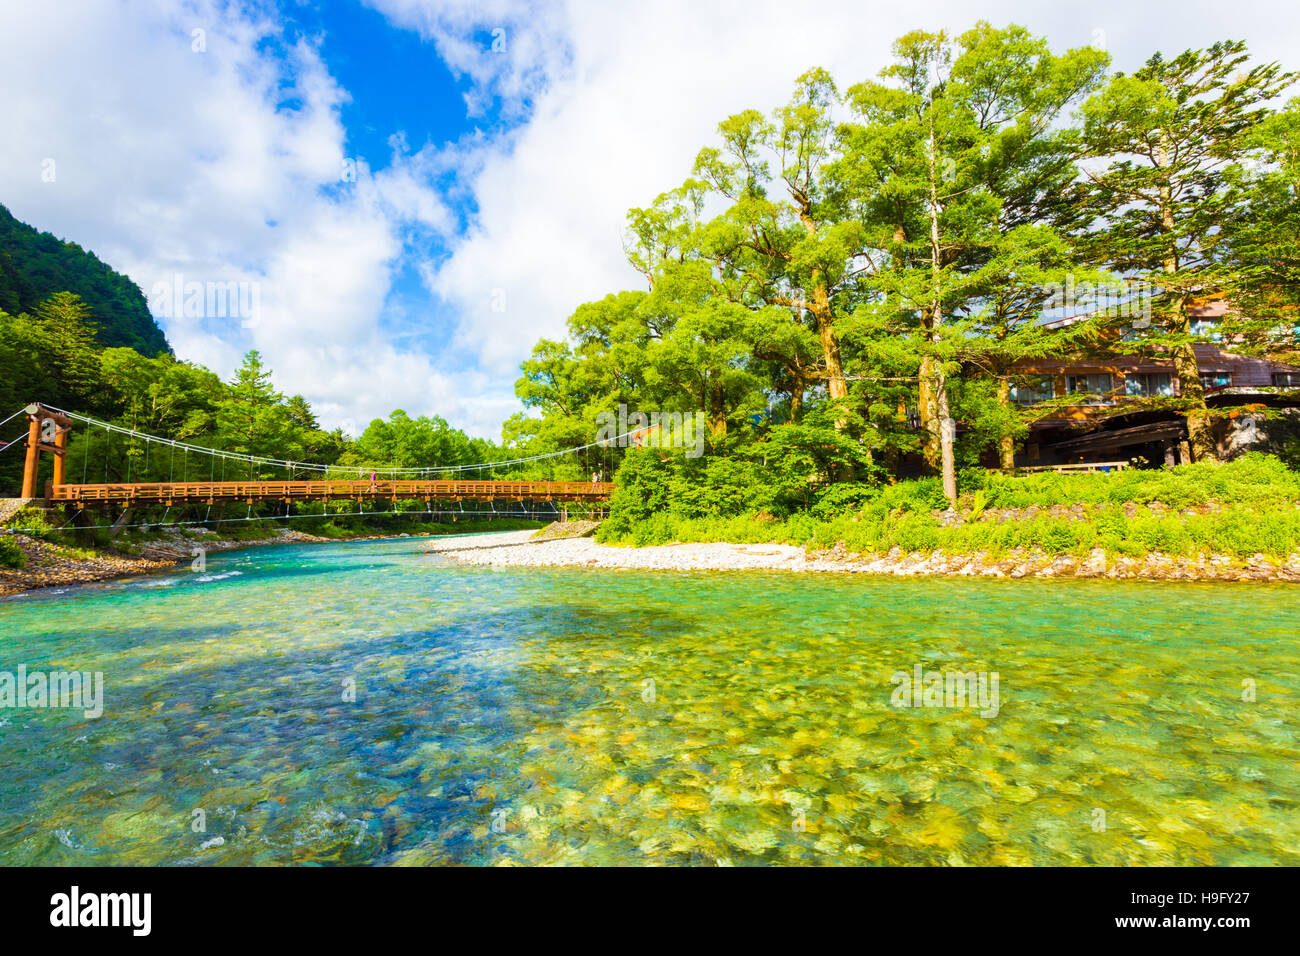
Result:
[37, 404, 636, 477]
[0, 433, 27, 453]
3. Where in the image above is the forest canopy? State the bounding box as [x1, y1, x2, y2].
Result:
[505, 26, 1300, 514]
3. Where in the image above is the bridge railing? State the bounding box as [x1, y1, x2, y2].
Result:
[48, 479, 616, 503]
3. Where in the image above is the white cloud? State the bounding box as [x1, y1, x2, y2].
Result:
[376, 0, 1299, 432]
[362, 0, 573, 118]
[0, 0, 471, 434]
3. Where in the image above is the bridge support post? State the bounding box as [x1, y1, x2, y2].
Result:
[20, 404, 72, 500]
[64, 504, 94, 546]
[20, 415, 40, 499]
[52, 422, 69, 487]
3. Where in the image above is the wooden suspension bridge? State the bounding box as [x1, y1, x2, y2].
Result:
[13, 403, 615, 512]
[45, 478, 613, 507]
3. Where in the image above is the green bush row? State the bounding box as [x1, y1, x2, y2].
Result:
[602, 495, 1300, 560]
[602, 451, 1300, 536]
[969, 452, 1300, 509]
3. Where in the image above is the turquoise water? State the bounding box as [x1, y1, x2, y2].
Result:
[1, 535, 1298, 866]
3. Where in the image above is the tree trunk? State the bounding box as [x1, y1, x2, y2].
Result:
[1158, 134, 1215, 462]
[1168, 295, 1216, 461]
[707, 385, 727, 439]
[813, 295, 848, 404]
[796, 194, 848, 419]
[918, 355, 938, 466]
[996, 377, 1016, 471]
[936, 368, 957, 505]
[926, 102, 957, 506]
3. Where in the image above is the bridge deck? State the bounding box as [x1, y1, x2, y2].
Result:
[49, 479, 614, 506]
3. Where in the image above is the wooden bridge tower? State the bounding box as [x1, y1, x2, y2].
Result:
[20, 403, 72, 499]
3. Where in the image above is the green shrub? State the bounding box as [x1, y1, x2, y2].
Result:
[892, 514, 942, 552]
[879, 477, 950, 514]
[3, 507, 55, 538]
[810, 482, 879, 520]
[0, 535, 25, 569]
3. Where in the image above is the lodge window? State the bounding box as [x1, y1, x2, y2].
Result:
[1125, 372, 1174, 397]
[1200, 372, 1232, 390]
[1274, 372, 1300, 387]
[1066, 373, 1114, 405]
[1009, 377, 1054, 405]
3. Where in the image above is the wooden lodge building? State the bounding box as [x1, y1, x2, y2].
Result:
[1004, 297, 1300, 469]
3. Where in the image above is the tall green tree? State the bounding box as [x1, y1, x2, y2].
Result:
[511, 292, 647, 456]
[648, 69, 868, 418]
[842, 23, 1108, 498]
[215, 350, 303, 468]
[30, 291, 106, 414]
[1070, 41, 1294, 459]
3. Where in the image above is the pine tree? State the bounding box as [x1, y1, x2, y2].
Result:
[1069, 41, 1294, 460]
[31, 291, 105, 413]
[217, 350, 291, 466]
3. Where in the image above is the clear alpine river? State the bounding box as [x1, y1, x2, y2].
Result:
[1, 533, 1297, 865]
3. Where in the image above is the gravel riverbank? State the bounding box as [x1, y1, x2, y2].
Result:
[424, 529, 1300, 582]
[0, 525, 537, 597]
[0, 527, 329, 597]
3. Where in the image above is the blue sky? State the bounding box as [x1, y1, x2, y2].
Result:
[287, 3, 467, 154]
[271, 0, 504, 360]
[0, 0, 1296, 438]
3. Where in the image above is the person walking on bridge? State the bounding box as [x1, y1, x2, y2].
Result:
[369, 470, 377, 492]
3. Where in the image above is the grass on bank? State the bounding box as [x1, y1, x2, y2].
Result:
[971, 453, 1300, 509]
[596, 453, 1300, 561]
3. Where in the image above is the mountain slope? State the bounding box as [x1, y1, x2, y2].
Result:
[0, 203, 170, 355]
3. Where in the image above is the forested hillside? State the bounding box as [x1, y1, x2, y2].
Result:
[0, 203, 169, 355]
[0, 236, 497, 495]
